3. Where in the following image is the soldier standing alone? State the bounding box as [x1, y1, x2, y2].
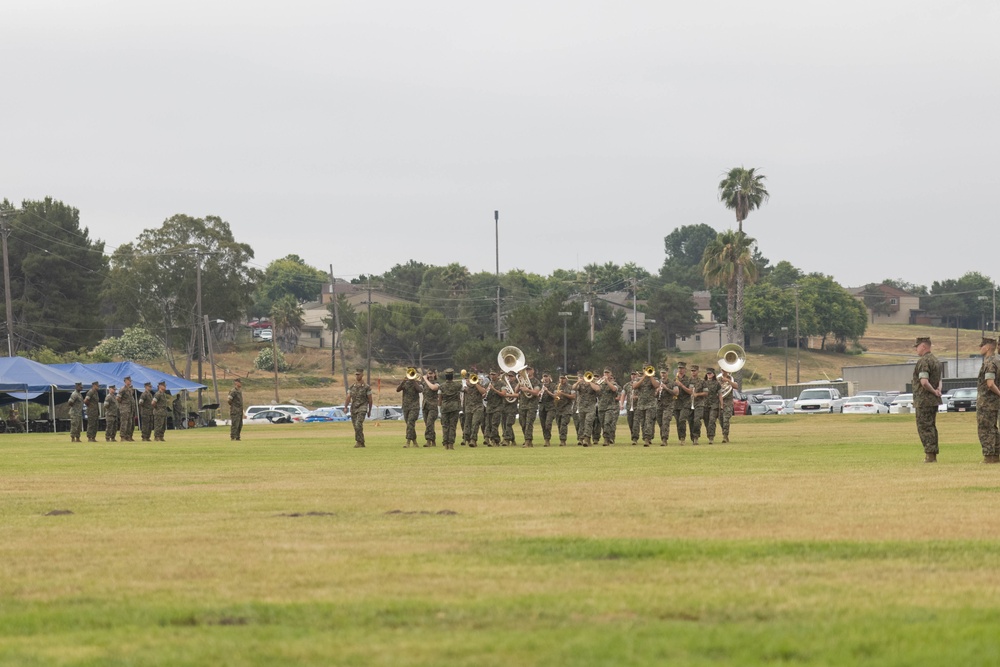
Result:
[67, 382, 84, 443]
[227, 378, 244, 441]
[912, 337, 943, 463]
[103, 385, 119, 442]
[976, 337, 1000, 464]
[346, 369, 372, 448]
[84, 381, 101, 442]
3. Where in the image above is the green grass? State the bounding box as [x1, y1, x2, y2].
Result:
[2, 414, 1000, 665]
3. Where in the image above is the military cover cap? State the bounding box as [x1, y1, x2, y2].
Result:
[109, 384, 116, 389]
[91, 381, 99, 386]
[981, 337, 997, 347]
[914, 337, 931, 347]
[676, 361, 687, 369]
[75, 381, 82, 387]
[444, 368, 454, 374]
[355, 368, 364, 373]
[706, 368, 716, 374]
[158, 380, 167, 386]
[144, 381, 152, 387]
[689, 364, 700, 372]
[123, 375, 131, 381]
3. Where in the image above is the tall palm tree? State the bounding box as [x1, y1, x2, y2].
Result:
[702, 230, 758, 345]
[718, 167, 769, 346]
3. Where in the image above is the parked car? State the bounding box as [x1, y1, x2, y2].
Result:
[842, 396, 890, 415]
[244, 405, 274, 420]
[732, 389, 749, 416]
[259, 329, 273, 341]
[888, 393, 913, 414]
[794, 388, 847, 414]
[855, 390, 890, 402]
[247, 409, 295, 424]
[948, 387, 978, 412]
[761, 399, 791, 415]
[369, 406, 404, 421]
[303, 407, 350, 422]
[938, 393, 952, 413]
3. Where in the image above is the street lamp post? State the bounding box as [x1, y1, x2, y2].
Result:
[646, 319, 657, 362]
[558, 311, 571, 373]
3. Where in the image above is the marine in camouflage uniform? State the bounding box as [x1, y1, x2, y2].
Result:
[103, 385, 119, 442]
[517, 368, 541, 447]
[719, 371, 735, 443]
[702, 369, 721, 444]
[633, 370, 660, 446]
[623, 371, 639, 444]
[500, 372, 519, 445]
[554, 376, 574, 446]
[596, 369, 620, 445]
[673, 363, 693, 443]
[657, 370, 676, 445]
[484, 372, 505, 447]
[118, 376, 136, 442]
[912, 337, 943, 462]
[465, 375, 488, 447]
[346, 369, 372, 447]
[574, 375, 600, 446]
[227, 378, 244, 441]
[438, 369, 462, 450]
[976, 338, 1000, 464]
[396, 376, 423, 447]
[84, 381, 101, 442]
[422, 370, 439, 447]
[67, 382, 84, 442]
[152, 382, 169, 441]
[138, 382, 155, 442]
[537, 372, 556, 446]
[687, 365, 706, 445]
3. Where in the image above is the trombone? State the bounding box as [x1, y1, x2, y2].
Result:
[405, 367, 420, 380]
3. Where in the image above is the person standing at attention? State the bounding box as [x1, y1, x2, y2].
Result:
[913, 337, 943, 463]
[347, 369, 372, 448]
[227, 378, 244, 441]
[976, 337, 1000, 464]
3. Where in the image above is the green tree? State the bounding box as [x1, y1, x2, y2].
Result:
[925, 272, 994, 329]
[659, 224, 718, 290]
[797, 274, 867, 350]
[765, 261, 803, 288]
[701, 230, 758, 344]
[742, 283, 795, 339]
[251, 255, 326, 317]
[718, 167, 770, 348]
[349, 303, 467, 368]
[94, 326, 165, 361]
[644, 282, 701, 348]
[860, 283, 893, 323]
[270, 295, 305, 353]
[0, 197, 108, 353]
[105, 214, 259, 375]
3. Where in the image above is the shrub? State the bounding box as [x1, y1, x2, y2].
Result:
[254, 346, 289, 372]
[94, 327, 164, 361]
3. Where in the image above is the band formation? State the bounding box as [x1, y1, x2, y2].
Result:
[345, 345, 740, 450]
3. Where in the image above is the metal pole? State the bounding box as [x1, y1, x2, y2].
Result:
[782, 326, 789, 387]
[495, 210, 501, 340]
[0, 211, 16, 356]
[558, 311, 570, 372]
[272, 321, 280, 402]
[330, 265, 349, 390]
[366, 276, 372, 386]
[204, 315, 220, 406]
[195, 251, 204, 409]
[632, 276, 638, 342]
[794, 284, 800, 383]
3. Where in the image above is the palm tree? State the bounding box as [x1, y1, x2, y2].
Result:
[718, 167, 769, 346]
[702, 230, 758, 345]
[270, 295, 304, 354]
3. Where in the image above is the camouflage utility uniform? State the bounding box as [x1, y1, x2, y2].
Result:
[465, 380, 487, 447]
[537, 378, 556, 445]
[118, 382, 136, 442]
[703, 376, 721, 443]
[67, 387, 84, 442]
[103, 390, 119, 441]
[228, 384, 243, 441]
[977, 353, 1000, 458]
[657, 374, 676, 445]
[518, 376, 540, 446]
[555, 381, 574, 446]
[597, 377, 620, 445]
[152, 387, 169, 441]
[689, 374, 706, 444]
[138, 387, 154, 442]
[634, 375, 658, 445]
[720, 382, 734, 443]
[439, 377, 462, 450]
[84, 385, 101, 442]
[397, 378, 423, 447]
[348, 379, 372, 447]
[913, 352, 942, 456]
[423, 379, 439, 446]
[575, 380, 599, 446]
[675, 374, 694, 443]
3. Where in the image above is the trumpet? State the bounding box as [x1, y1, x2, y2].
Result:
[469, 373, 480, 385]
[583, 371, 595, 383]
[643, 365, 656, 377]
[405, 367, 419, 380]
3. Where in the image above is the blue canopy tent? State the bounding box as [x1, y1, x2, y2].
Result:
[0, 357, 82, 433]
[81, 362, 207, 394]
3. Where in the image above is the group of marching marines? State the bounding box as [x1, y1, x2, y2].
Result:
[346, 349, 738, 449]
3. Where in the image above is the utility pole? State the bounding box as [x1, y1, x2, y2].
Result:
[366, 275, 372, 386]
[794, 284, 800, 383]
[632, 276, 638, 343]
[194, 249, 205, 409]
[0, 210, 16, 356]
[495, 210, 501, 340]
[272, 319, 280, 402]
[204, 315, 220, 407]
[330, 265, 349, 390]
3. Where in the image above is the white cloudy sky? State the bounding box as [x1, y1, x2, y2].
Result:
[3, 0, 998, 289]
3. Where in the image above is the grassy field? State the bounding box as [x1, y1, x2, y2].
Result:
[3, 413, 1000, 666]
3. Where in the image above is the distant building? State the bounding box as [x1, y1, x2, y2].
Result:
[847, 284, 922, 325]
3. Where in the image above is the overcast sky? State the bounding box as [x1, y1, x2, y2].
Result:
[4, 0, 998, 290]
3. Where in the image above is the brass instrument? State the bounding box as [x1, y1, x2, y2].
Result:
[643, 365, 656, 377]
[717, 344, 746, 397]
[405, 367, 419, 380]
[497, 346, 527, 403]
[564, 374, 578, 383]
[469, 373, 480, 385]
[460, 369, 468, 378]
[583, 371, 595, 383]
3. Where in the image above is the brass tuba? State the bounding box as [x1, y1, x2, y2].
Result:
[497, 345, 527, 402]
[717, 343, 745, 397]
